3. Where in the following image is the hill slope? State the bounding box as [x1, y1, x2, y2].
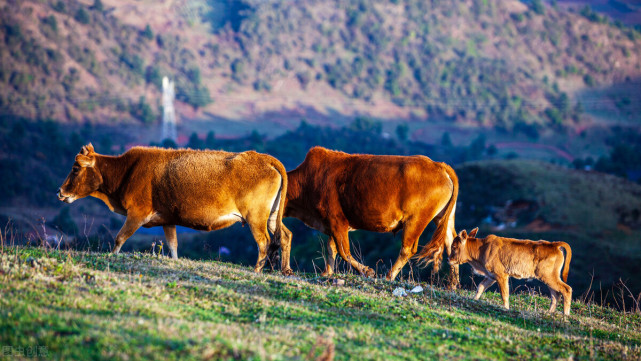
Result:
[1, 247, 639, 360]
[1, 0, 640, 128]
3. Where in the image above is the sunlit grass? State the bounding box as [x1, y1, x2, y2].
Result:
[0, 247, 639, 360]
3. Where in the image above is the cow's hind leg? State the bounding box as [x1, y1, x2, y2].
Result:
[333, 229, 374, 277]
[321, 236, 339, 277]
[247, 217, 272, 274]
[278, 224, 293, 276]
[387, 217, 431, 281]
[163, 225, 178, 259]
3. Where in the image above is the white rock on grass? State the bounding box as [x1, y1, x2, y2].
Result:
[392, 287, 407, 297]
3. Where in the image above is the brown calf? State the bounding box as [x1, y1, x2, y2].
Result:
[450, 228, 573, 315]
[57, 144, 293, 275]
[284, 147, 459, 283]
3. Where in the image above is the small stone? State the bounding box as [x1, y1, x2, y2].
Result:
[332, 279, 345, 286]
[410, 286, 424, 293]
[392, 287, 407, 297]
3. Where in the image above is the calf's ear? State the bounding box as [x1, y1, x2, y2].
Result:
[469, 227, 479, 238]
[459, 229, 468, 239]
[75, 154, 95, 168]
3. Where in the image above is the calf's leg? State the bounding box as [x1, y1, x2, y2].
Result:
[543, 275, 573, 316]
[547, 288, 558, 314]
[474, 277, 496, 300]
[496, 275, 511, 310]
[163, 225, 178, 259]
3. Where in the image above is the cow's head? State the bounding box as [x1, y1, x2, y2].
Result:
[450, 227, 478, 265]
[57, 143, 102, 203]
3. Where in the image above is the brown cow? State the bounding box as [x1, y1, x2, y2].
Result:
[284, 146, 459, 283]
[57, 144, 293, 275]
[449, 228, 573, 315]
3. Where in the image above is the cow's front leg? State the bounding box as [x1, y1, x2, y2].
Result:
[112, 215, 145, 255]
[333, 230, 374, 277]
[163, 225, 178, 259]
[321, 236, 339, 277]
[448, 264, 460, 290]
[387, 217, 430, 281]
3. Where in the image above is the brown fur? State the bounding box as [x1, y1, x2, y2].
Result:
[450, 228, 573, 315]
[284, 146, 459, 283]
[57, 144, 293, 275]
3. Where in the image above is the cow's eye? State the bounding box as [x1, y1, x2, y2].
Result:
[72, 167, 80, 173]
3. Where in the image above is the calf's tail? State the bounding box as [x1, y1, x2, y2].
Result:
[414, 164, 459, 271]
[556, 241, 572, 282]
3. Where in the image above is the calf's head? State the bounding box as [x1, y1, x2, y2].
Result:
[449, 227, 478, 265]
[57, 144, 102, 203]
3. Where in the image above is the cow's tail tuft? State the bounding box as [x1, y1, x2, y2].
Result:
[414, 164, 458, 272]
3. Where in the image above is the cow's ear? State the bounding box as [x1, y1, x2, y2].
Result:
[459, 230, 468, 245]
[469, 227, 479, 238]
[80, 143, 95, 155]
[75, 154, 95, 168]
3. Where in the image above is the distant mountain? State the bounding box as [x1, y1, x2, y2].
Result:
[1, 0, 640, 130]
[556, 0, 641, 26]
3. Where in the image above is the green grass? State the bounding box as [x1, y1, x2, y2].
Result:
[1, 247, 640, 360]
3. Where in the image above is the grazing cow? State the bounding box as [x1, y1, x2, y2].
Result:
[450, 228, 573, 315]
[283, 146, 459, 283]
[57, 144, 293, 275]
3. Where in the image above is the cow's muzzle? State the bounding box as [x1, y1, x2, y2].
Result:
[57, 188, 74, 203]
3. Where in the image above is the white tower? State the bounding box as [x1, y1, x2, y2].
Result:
[161, 76, 177, 142]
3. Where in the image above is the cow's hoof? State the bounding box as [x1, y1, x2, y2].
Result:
[363, 267, 375, 278]
[281, 268, 294, 277]
[320, 271, 333, 278]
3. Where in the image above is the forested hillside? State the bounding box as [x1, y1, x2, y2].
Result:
[1, 0, 640, 128]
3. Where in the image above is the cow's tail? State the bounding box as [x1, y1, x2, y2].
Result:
[414, 164, 458, 272]
[266, 158, 290, 267]
[555, 241, 572, 282]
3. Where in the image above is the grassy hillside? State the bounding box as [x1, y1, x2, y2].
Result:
[1, 0, 640, 128]
[1, 247, 640, 360]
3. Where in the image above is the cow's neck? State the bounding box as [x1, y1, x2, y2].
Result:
[90, 153, 132, 215]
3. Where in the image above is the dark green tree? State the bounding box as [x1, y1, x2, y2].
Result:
[395, 123, 409, 142]
[74, 8, 90, 24]
[142, 24, 154, 40]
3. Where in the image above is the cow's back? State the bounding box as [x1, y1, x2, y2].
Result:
[119, 148, 283, 230]
[287, 147, 454, 232]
